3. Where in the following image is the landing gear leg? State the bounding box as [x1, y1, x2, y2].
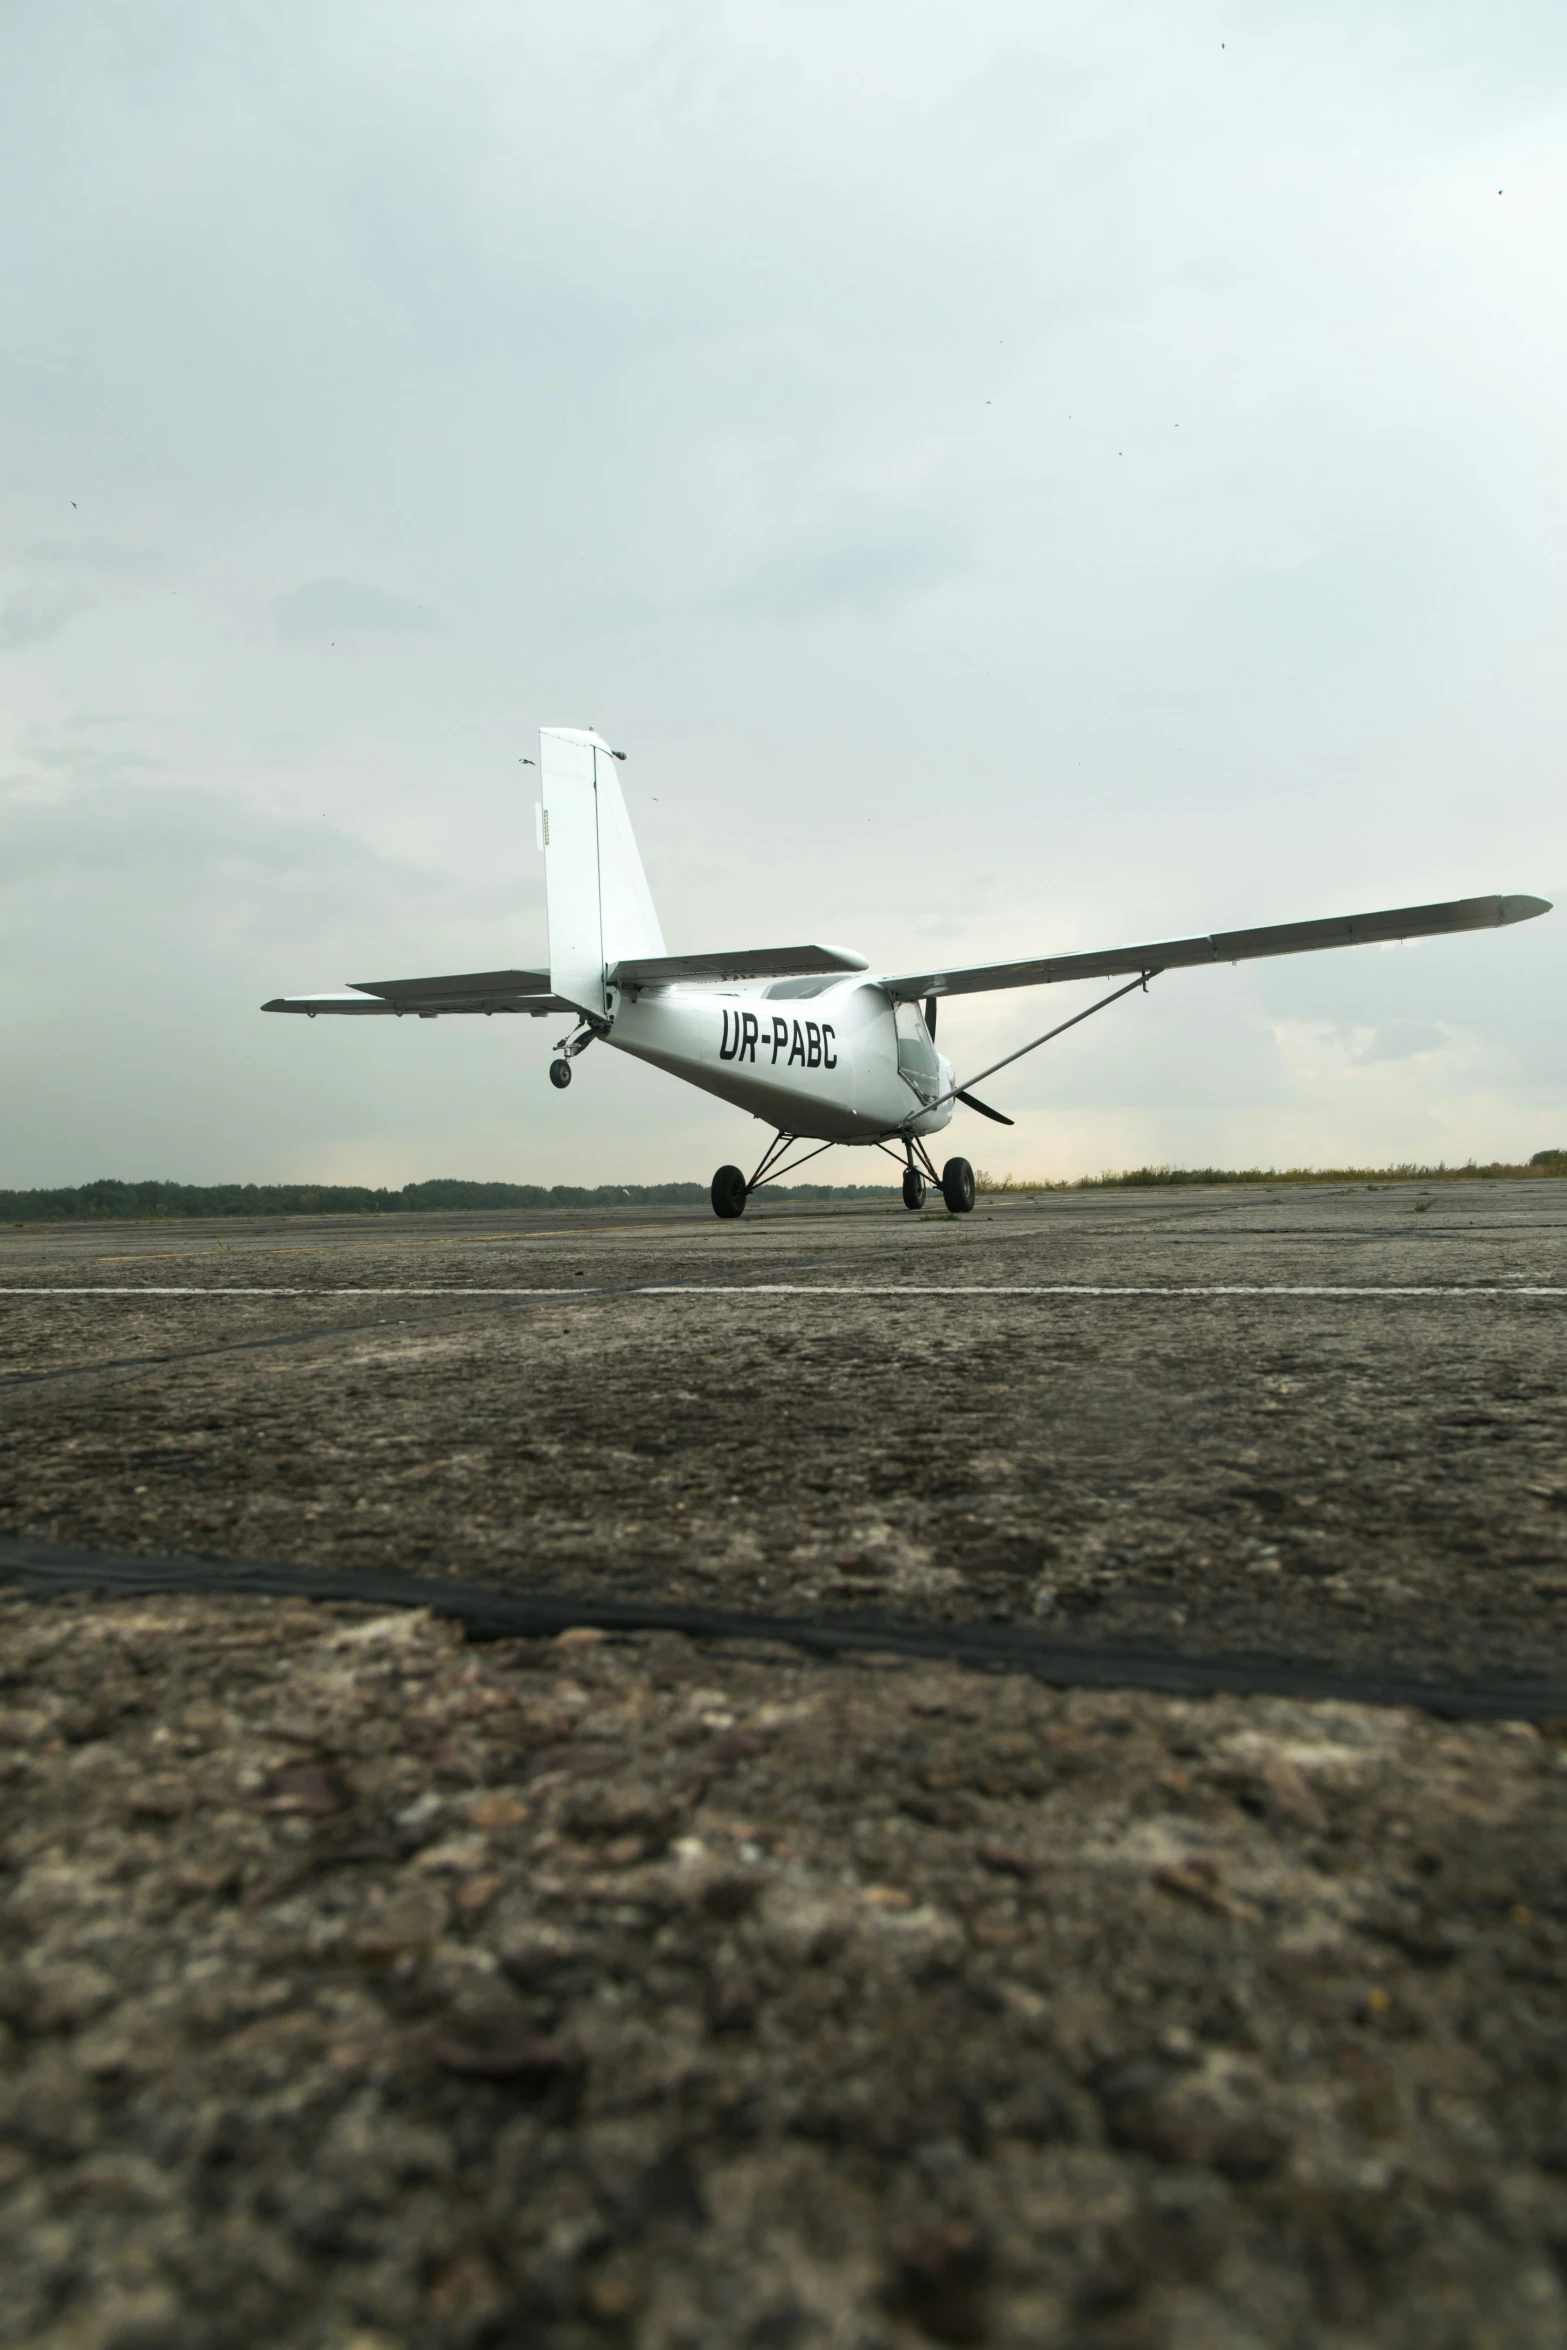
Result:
[710, 1130, 825, 1220]
[895, 1135, 943, 1209]
[549, 1017, 605, 1092]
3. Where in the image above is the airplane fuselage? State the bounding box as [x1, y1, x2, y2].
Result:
[605, 977, 955, 1144]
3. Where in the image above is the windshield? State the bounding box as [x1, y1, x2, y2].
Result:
[894, 1001, 939, 1098]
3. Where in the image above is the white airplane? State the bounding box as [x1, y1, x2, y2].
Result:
[265, 726, 1551, 1218]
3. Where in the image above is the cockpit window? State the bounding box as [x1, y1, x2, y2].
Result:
[894, 1000, 940, 1099]
[763, 976, 840, 999]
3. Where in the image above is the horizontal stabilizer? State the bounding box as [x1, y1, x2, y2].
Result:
[353, 969, 552, 1003]
[264, 969, 571, 1018]
[612, 944, 869, 986]
[885, 894, 1551, 1001]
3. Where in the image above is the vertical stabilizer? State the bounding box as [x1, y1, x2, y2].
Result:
[538, 727, 666, 1019]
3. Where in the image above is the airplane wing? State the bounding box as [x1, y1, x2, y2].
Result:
[882, 894, 1551, 1001]
[263, 969, 573, 1017]
[611, 944, 870, 986]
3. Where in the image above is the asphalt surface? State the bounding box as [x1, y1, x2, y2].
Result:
[3, 1180, 1565, 1685]
[7, 1183, 1567, 2349]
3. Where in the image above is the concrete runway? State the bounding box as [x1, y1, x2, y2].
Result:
[3, 1178, 1565, 1687]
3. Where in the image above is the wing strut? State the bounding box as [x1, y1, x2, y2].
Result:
[913, 969, 1158, 1130]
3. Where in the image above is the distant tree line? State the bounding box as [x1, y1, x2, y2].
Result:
[7, 1160, 1561, 1220]
[0, 1177, 896, 1223]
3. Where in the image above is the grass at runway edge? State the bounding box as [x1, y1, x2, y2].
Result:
[977, 1153, 1567, 1193]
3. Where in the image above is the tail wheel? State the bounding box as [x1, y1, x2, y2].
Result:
[940, 1156, 975, 1214]
[711, 1165, 748, 1219]
[901, 1168, 926, 1211]
[548, 1058, 573, 1090]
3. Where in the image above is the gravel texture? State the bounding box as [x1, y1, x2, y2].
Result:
[5, 1593, 1567, 2350]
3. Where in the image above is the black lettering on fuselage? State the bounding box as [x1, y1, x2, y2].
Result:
[730, 1009, 838, 1077]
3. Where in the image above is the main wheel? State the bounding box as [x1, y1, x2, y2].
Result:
[549, 1058, 573, 1090]
[901, 1168, 926, 1211]
[710, 1164, 748, 1219]
[940, 1156, 975, 1214]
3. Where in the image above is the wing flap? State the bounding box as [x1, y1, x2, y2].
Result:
[885, 894, 1550, 1000]
[612, 943, 870, 986]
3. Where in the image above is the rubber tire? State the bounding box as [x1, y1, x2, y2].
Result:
[711, 1165, 748, 1219]
[901, 1168, 926, 1211]
[940, 1156, 976, 1214]
[549, 1058, 573, 1090]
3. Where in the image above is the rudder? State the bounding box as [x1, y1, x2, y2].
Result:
[538, 727, 666, 1018]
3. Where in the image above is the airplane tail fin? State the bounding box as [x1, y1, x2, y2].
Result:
[537, 727, 666, 1018]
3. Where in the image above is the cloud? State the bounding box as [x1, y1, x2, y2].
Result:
[273, 578, 443, 641]
[0, 776, 389, 891]
[0, 775, 549, 1189]
[0, 775, 531, 913]
[20, 539, 151, 573]
[720, 510, 968, 625]
[0, 585, 92, 652]
[17, 738, 166, 778]
[1355, 1019, 1449, 1064]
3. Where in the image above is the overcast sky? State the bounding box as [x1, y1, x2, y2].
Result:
[3, 0, 1564, 1187]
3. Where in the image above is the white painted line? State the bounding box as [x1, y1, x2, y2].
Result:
[644, 1283, 1567, 1298]
[0, 1285, 1563, 1301]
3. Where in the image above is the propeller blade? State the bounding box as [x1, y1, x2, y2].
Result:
[924, 993, 937, 1040]
[956, 1088, 1014, 1125]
